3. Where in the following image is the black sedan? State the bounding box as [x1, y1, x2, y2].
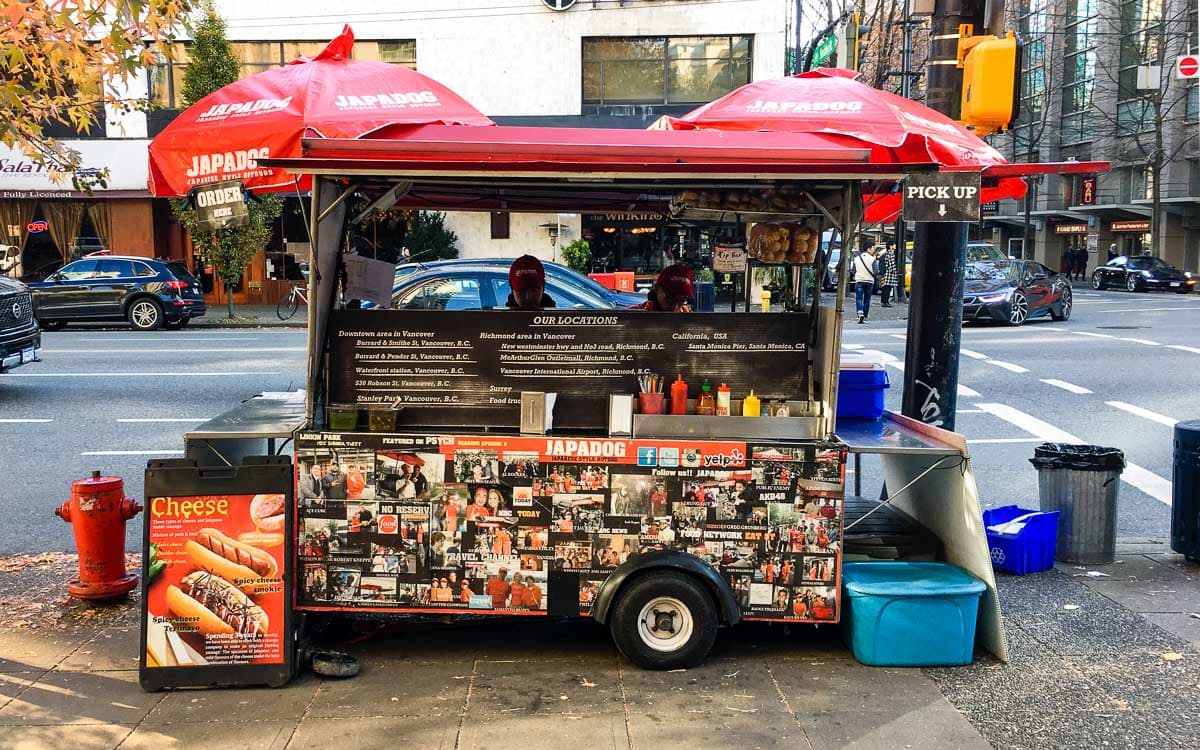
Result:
[1091, 255, 1195, 293]
[28, 256, 207, 331]
[962, 260, 1072, 326]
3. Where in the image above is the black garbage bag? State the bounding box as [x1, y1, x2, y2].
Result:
[1029, 443, 1126, 472]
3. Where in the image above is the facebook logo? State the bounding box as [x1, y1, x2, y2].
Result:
[636, 447, 658, 467]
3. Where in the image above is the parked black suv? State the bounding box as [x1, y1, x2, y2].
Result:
[0, 274, 41, 372]
[29, 256, 207, 331]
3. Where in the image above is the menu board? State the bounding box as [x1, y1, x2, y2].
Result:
[327, 310, 809, 429]
[295, 431, 845, 625]
[141, 458, 293, 691]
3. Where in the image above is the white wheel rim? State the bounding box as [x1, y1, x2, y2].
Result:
[1092, 275, 1101, 289]
[1061, 291, 1072, 318]
[132, 302, 157, 327]
[636, 596, 694, 653]
[1127, 276, 1137, 291]
[1010, 295, 1027, 324]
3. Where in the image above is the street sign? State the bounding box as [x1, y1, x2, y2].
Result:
[1177, 55, 1200, 79]
[1080, 177, 1096, 205]
[189, 179, 248, 233]
[902, 172, 982, 223]
[811, 34, 838, 67]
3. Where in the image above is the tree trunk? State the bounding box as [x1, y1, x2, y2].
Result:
[1153, 99, 1164, 258]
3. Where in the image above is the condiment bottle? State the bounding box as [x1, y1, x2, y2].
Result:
[716, 383, 731, 416]
[696, 380, 716, 416]
[742, 390, 760, 417]
[773, 400, 790, 417]
[670, 374, 689, 415]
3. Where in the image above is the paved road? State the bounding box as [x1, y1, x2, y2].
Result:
[846, 286, 1200, 540]
[1, 287, 1195, 554]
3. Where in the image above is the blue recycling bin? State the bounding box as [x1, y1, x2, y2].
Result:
[693, 281, 715, 312]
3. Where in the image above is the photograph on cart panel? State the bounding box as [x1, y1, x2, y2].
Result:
[767, 502, 841, 555]
[433, 483, 470, 537]
[376, 451, 444, 500]
[542, 463, 610, 494]
[791, 585, 838, 620]
[300, 449, 377, 507]
[756, 554, 799, 586]
[359, 576, 399, 603]
[454, 449, 500, 483]
[501, 451, 540, 481]
[303, 563, 327, 601]
[552, 493, 607, 533]
[464, 483, 512, 522]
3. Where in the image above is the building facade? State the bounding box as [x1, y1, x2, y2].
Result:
[987, 0, 1199, 274]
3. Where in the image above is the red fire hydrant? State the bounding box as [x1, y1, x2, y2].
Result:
[55, 471, 142, 600]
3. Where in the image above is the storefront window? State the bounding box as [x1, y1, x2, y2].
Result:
[354, 40, 418, 68]
[583, 36, 752, 106]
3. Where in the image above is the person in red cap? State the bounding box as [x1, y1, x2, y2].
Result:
[633, 264, 694, 311]
[506, 255, 555, 310]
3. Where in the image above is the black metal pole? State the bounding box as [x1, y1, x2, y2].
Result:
[900, 0, 984, 432]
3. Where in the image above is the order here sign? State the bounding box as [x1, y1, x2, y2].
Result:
[902, 172, 982, 223]
[189, 179, 249, 233]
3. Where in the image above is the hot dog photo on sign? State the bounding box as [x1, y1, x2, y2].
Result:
[144, 494, 286, 669]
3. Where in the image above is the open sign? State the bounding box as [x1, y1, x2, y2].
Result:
[26, 220, 48, 233]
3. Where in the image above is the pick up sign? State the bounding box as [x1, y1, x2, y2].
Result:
[190, 179, 249, 233]
[902, 172, 981, 223]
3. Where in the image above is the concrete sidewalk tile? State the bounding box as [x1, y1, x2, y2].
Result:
[457, 656, 627, 749]
[58, 627, 141, 672]
[1147, 553, 1200, 575]
[305, 656, 471, 719]
[0, 672, 44, 713]
[120, 720, 295, 750]
[802, 703, 991, 750]
[143, 674, 319, 725]
[1142, 612, 1200, 646]
[0, 629, 97, 672]
[1083, 578, 1200, 614]
[620, 657, 809, 749]
[0, 722, 133, 750]
[1058, 554, 1194, 582]
[0, 669, 160, 726]
[288, 716, 457, 749]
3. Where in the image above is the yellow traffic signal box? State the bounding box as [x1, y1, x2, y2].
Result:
[958, 26, 1021, 136]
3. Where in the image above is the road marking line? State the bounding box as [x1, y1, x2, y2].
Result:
[2, 371, 282, 377]
[889, 334, 908, 340]
[44, 348, 306, 354]
[960, 348, 989, 360]
[885, 361, 905, 372]
[841, 343, 865, 350]
[958, 385, 982, 397]
[81, 450, 185, 456]
[0, 418, 54, 423]
[975, 402, 1173, 506]
[858, 349, 898, 363]
[1106, 401, 1178, 428]
[969, 438, 1044, 444]
[1041, 379, 1092, 395]
[986, 359, 1029, 374]
[78, 336, 263, 342]
[957, 409, 984, 413]
[1114, 338, 1161, 346]
[116, 418, 211, 423]
[1072, 331, 1114, 339]
[1168, 345, 1200, 355]
[1090, 306, 1197, 313]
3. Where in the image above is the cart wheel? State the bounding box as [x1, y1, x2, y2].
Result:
[310, 649, 360, 678]
[609, 571, 718, 670]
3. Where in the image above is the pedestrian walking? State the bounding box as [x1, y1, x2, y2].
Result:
[1107, 242, 1118, 262]
[1073, 246, 1088, 281]
[878, 244, 899, 307]
[851, 243, 878, 324]
[1061, 246, 1072, 275]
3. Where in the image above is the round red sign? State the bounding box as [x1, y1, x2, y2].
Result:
[1180, 56, 1200, 77]
[378, 514, 398, 534]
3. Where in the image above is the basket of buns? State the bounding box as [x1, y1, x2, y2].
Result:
[747, 221, 820, 265]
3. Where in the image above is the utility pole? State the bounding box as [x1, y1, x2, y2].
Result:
[900, 0, 985, 431]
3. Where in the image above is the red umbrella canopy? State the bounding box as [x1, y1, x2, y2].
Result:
[654, 68, 1025, 222]
[148, 25, 493, 197]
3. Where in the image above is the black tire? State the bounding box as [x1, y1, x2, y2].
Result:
[309, 649, 360, 678]
[38, 319, 66, 331]
[1126, 274, 1141, 293]
[609, 571, 718, 670]
[127, 298, 164, 331]
[277, 293, 299, 320]
[1050, 288, 1072, 321]
[1006, 291, 1029, 326]
[1091, 273, 1105, 290]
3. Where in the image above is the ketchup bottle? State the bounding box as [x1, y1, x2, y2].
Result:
[670, 374, 689, 415]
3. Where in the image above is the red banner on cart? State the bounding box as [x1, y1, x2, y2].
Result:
[144, 494, 286, 668]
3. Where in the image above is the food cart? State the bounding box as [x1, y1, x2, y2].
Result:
[181, 122, 1012, 673]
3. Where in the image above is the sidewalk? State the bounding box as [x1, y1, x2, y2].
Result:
[188, 305, 307, 329]
[1, 541, 1197, 749]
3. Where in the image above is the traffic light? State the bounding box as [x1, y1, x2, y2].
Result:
[840, 13, 872, 71]
[957, 26, 1022, 136]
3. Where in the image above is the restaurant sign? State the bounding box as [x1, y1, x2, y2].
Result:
[1111, 220, 1151, 233]
[1053, 224, 1089, 235]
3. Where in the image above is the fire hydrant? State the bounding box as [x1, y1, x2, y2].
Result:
[55, 471, 142, 600]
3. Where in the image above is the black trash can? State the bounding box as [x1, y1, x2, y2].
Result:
[1029, 443, 1126, 564]
[1172, 420, 1200, 561]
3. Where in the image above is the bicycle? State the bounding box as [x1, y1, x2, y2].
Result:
[277, 282, 308, 320]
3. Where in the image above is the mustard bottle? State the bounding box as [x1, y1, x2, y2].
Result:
[742, 390, 760, 417]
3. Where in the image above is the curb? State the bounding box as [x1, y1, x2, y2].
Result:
[188, 322, 308, 329]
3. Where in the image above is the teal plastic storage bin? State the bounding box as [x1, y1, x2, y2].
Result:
[842, 562, 986, 667]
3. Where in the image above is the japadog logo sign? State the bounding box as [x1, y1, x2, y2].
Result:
[196, 98, 293, 122]
[333, 91, 441, 110]
[744, 100, 864, 114]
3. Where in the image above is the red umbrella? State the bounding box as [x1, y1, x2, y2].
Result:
[379, 451, 425, 467]
[652, 68, 1026, 222]
[148, 25, 493, 197]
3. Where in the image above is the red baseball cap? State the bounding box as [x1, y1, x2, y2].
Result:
[656, 264, 694, 301]
[509, 255, 545, 293]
